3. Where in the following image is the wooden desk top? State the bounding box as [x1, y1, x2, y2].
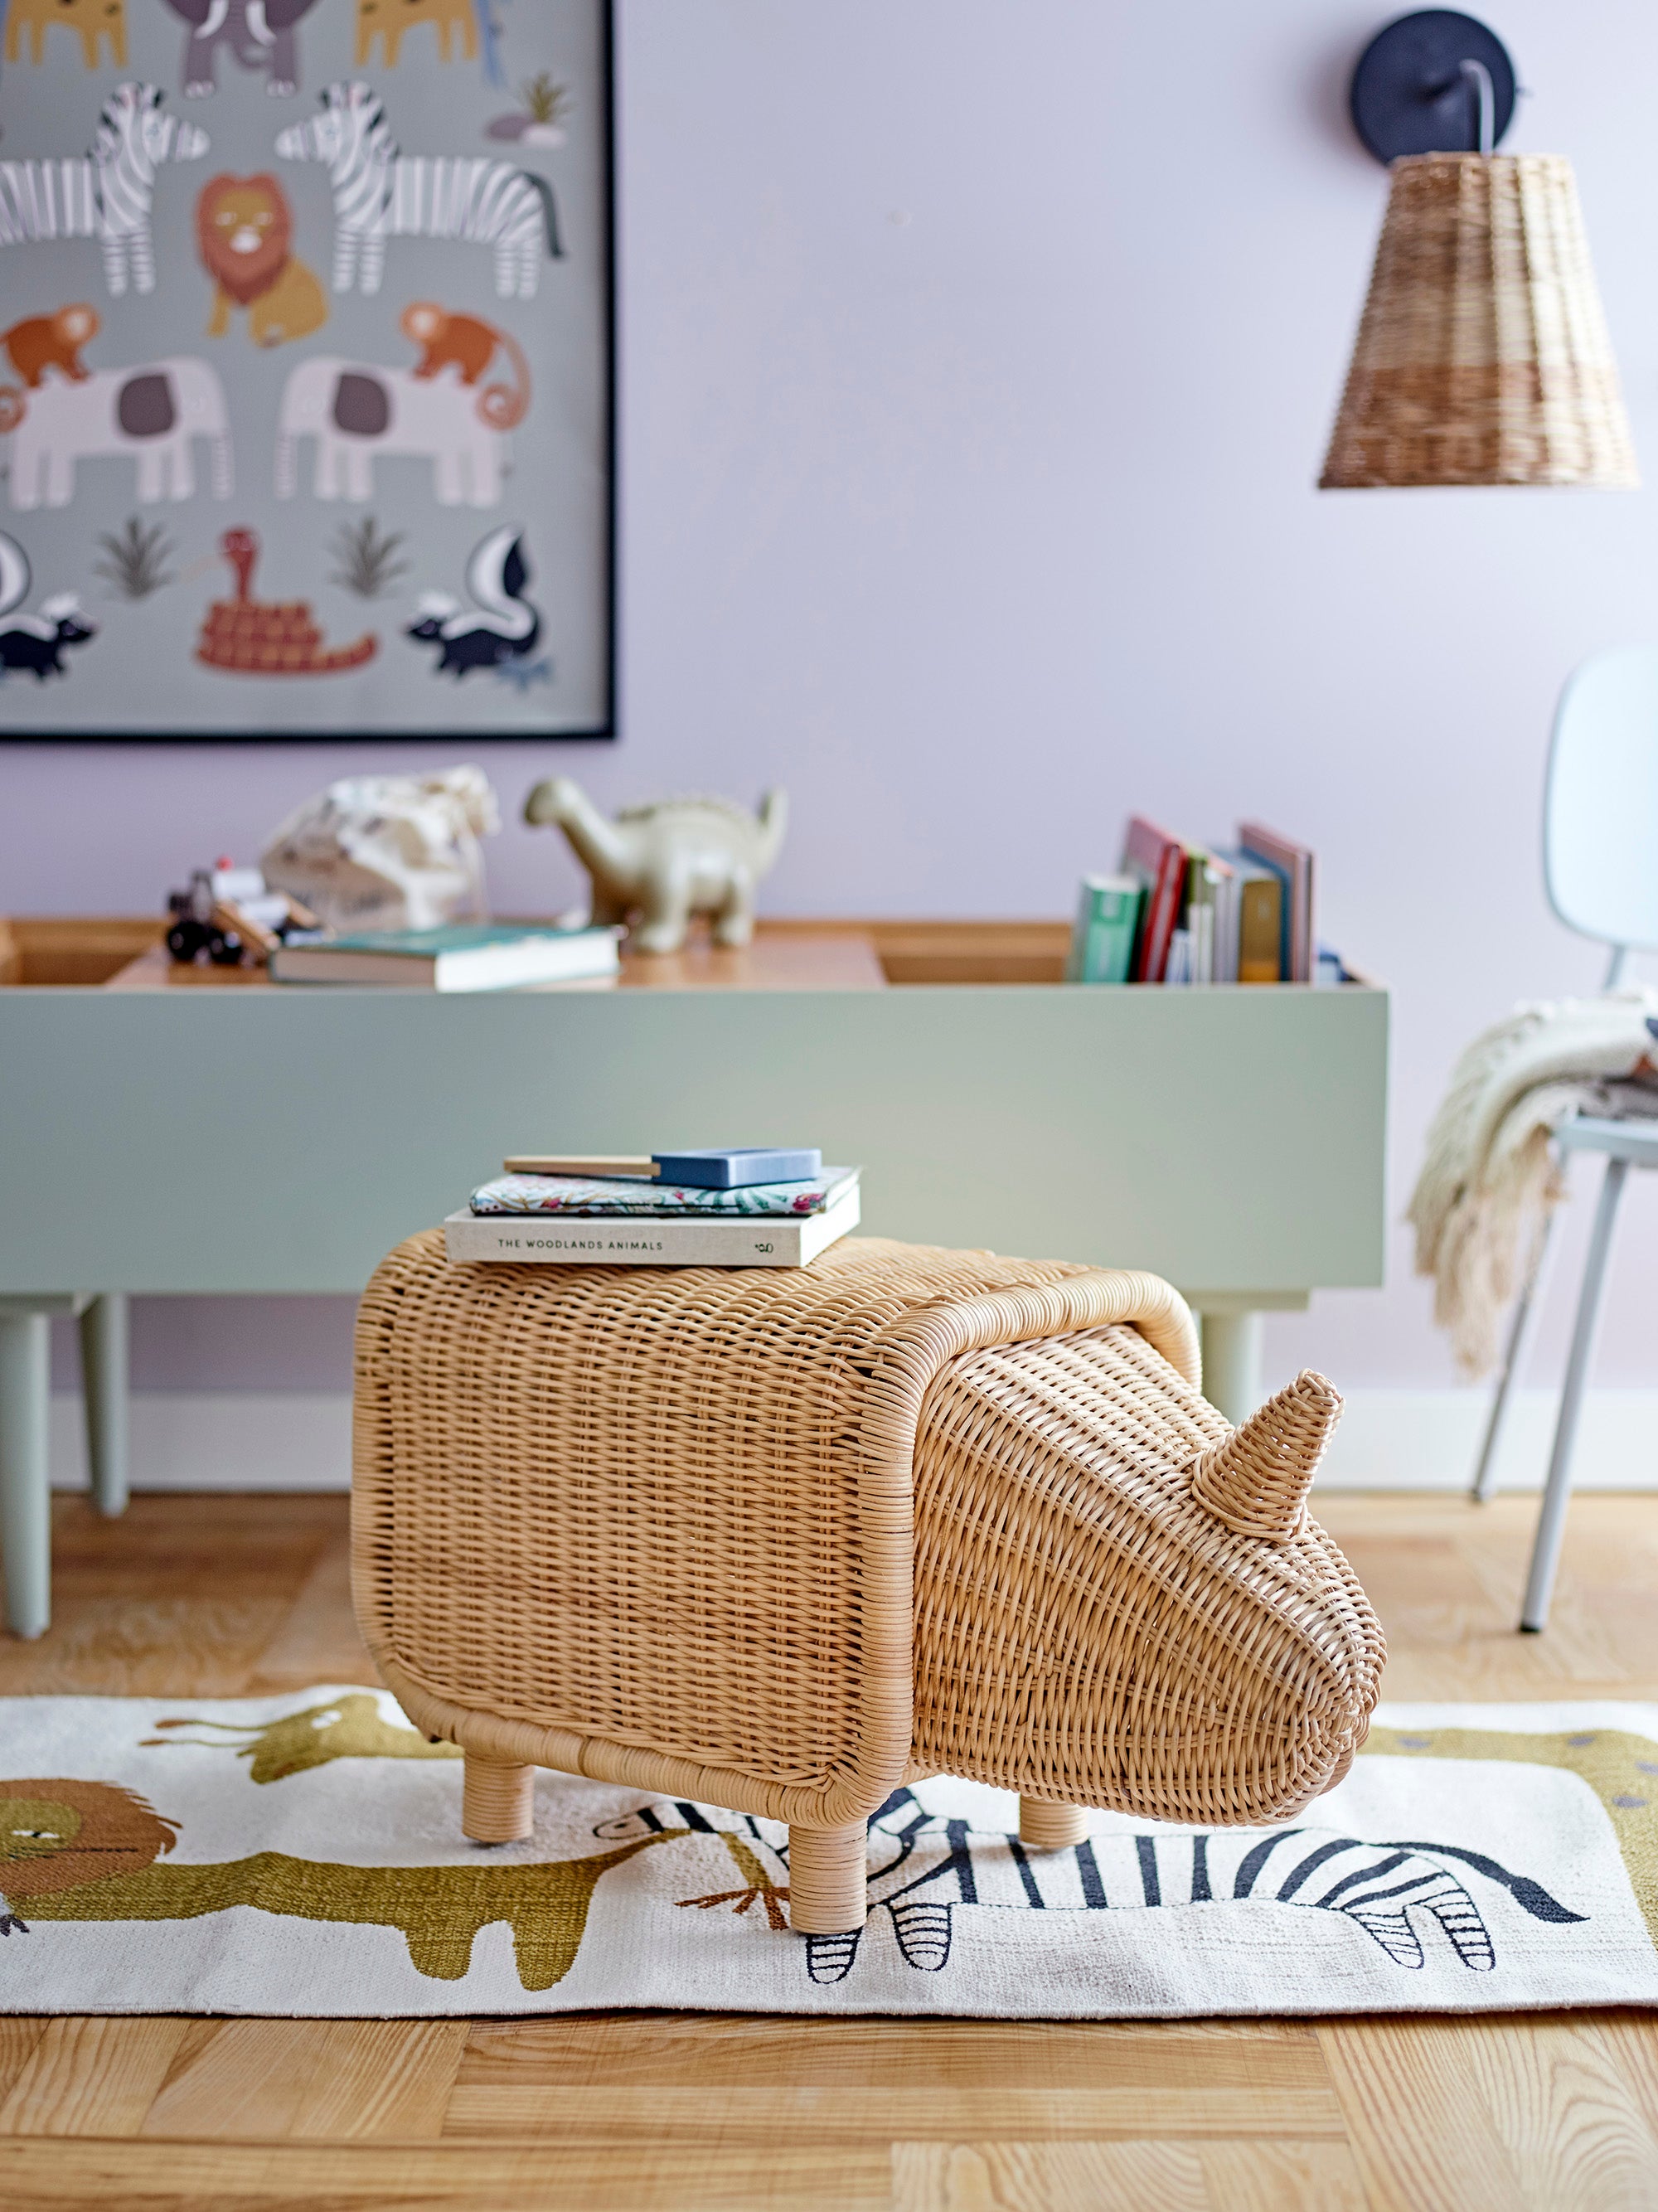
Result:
[616, 930, 888, 990]
[101, 926, 891, 993]
[2, 918, 1375, 997]
[105, 945, 268, 990]
[36, 916, 1072, 992]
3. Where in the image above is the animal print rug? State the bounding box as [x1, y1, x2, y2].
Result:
[3, 1691, 1656, 2017]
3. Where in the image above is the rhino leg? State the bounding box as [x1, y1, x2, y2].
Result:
[788, 1821, 866, 1933]
[1020, 1800, 1088, 1849]
[463, 1754, 535, 1845]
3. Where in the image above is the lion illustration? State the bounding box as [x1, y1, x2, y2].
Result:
[1, 1779, 178, 1933]
[196, 174, 327, 347]
[0, 1771, 686, 1986]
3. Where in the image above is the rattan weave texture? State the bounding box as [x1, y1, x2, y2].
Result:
[1321, 153, 1637, 489]
[353, 1234, 1382, 1857]
[353, 1234, 1204, 1829]
[911, 1341, 1379, 1824]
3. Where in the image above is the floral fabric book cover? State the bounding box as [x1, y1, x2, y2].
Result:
[471, 1169, 860, 1218]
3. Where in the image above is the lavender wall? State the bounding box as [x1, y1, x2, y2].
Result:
[10, 0, 1658, 1402]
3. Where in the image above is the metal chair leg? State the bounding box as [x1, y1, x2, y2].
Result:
[1471, 1211, 1556, 1501]
[79, 1293, 128, 1518]
[1520, 1157, 1628, 1632]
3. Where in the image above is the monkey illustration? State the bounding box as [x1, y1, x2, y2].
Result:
[3, 304, 99, 389]
[400, 303, 530, 430]
[0, 304, 100, 432]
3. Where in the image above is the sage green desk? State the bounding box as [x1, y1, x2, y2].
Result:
[0, 919, 1389, 1637]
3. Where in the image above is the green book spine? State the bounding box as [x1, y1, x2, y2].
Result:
[1073, 880, 1143, 985]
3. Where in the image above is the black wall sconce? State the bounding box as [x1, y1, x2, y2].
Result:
[1349, 9, 1516, 163]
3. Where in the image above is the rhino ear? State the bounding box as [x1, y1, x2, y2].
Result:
[1189, 1370, 1342, 1542]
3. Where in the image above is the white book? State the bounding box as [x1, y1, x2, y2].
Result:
[444, 1184, 861, 1269]
[1190, 902, 1214, 985]
[1200, 852, 1240, 983]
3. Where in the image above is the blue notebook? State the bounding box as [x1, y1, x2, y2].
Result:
[653, 1147, 822, 1189]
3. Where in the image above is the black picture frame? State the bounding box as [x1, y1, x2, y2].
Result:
[0, 0, 615, 745]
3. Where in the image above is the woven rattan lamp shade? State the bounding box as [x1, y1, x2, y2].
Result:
[1321, 153, 1638, 488]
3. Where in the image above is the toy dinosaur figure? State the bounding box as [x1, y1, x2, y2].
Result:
[523, 776, 787, 954]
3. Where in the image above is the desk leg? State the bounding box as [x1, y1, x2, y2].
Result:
[1200, 1312, 1263, 1428]
[80, 1293, 128, 1518]
[0, 1311, 51, 1639]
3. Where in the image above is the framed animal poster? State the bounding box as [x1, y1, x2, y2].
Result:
[0, 0, 613, 740]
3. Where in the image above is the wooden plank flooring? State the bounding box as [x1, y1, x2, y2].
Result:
[1, 1490, 1656, 2210]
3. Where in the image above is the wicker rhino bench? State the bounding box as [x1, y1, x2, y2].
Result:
[352, 1234, 1384, 1933]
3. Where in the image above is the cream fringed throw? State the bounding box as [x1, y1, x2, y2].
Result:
[1408, 992, 1658, 1375]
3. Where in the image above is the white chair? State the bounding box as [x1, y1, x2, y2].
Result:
[1470, 645, 1658, 1630]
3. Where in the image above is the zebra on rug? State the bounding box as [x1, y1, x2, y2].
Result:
[274, 80, 562, 299]
[0, 83, 210, 296]
[603, 1788, 1588, 1986]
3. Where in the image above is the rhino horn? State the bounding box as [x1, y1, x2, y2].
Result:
[1189, 1370, 1342, 1542]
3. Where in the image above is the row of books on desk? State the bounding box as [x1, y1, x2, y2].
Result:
[1068, 817, 1336, 987]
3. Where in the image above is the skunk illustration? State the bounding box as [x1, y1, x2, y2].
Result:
[406, 526, 541, 678]
[0, 533, 95, 681]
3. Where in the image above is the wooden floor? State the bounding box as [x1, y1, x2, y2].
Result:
[2, 1490, 1657, 2210]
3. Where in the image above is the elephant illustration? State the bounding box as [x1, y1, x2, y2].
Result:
[162, 0, 323, 99]
[274, 357, 505, 507]
[6, 358, 233, 509]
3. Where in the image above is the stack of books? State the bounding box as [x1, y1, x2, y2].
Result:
[444, 1147, 861, 1269]
[1068, 817, 1339, 987]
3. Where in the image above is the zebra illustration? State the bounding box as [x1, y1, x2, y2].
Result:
[599, 1788, 1587, 1986]
[0, 84, 211, 298]
[274, 80, 562, 300]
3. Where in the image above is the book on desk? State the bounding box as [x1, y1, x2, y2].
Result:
[269, 922, 621, 992]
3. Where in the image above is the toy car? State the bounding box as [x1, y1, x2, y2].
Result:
[166, 863, 322, 969]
